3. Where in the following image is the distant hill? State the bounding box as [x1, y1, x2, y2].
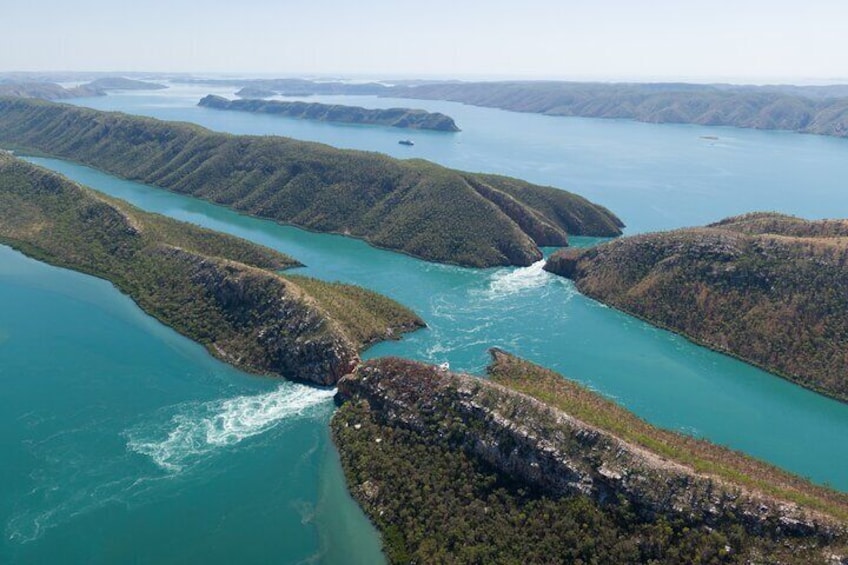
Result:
[333, 350, 848, 564]
[0, 82, 102, 100]
[84, 77, 167, 90]
[200, 78, 848, 139]
[0, 97, 623, 267]
[545, 213, 848, 401]
[0, 154, 423, 385]
[389, 81, 848, 138]
[199, 94, 461, 131]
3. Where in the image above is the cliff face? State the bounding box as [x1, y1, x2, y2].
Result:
[151, 246, 359, 385]
[199, 94, 461, 132]
[0, 155, 423, 385]
[0, 97, 624, 268]
[333, 353, 848, 563]
[544, 213, 848, 402]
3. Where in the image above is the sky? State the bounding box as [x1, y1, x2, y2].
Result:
[2, 0, 847, 83]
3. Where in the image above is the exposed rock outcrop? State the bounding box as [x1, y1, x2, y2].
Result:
[336, 356, 845, 539]
[0, 154, 423, 385]
[544, 213, 848, 402]
[333, 352, 848, 563]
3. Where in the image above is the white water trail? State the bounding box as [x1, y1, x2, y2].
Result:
[126, 384, 336, 473]
[482, 259, 552, 299]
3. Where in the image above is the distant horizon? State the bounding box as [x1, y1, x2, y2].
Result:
[3, 69, 848, 88]
[3, 0, 847, 86]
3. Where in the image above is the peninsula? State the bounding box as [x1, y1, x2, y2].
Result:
[0, 97, 623, 267]
[545, 213, 848, 401]
[199, 94, 461, 132]
[333, 349, 848, 564]
[0, 154, 423, 385]
[0, 82, 102, 100]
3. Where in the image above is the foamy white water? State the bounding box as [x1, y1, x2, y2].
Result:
[126, 384, 336, 473]
[482, 260, 553, 298]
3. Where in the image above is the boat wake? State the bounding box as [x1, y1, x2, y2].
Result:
[126, 383, 336, 473]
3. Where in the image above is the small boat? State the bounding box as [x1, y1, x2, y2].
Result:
[438, 362, 450, 371]
[398, 139, 415, 146]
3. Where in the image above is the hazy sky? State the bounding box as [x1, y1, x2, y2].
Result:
[3, 0, 847, 82]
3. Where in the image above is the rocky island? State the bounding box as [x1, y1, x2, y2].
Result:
[333, 349, 848, 564]
[545, 213, 848, 401]
[0, 154, 423, 385]
[199, 94, 461, 132]
[0, 97, 623, 267]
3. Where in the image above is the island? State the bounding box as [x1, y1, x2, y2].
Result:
[199, 94, 461, 132]
[545, 213, 848, 401]
[83, 76, 167, 91]
[196, 78, 848, 139]
[235, 86, 281, 99]
[0, 154, 423, 385]
[332, 349, 848, 564]
[0, 97, 624, 268]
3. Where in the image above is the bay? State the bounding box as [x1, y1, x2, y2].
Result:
[3, 82, 848, 563]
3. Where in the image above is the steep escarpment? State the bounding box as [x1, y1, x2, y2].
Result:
[332, 352, 848, 564]
[545, 213, 848, 401]
[199, 94, 461, 132]
[0, 155, 423, 384]
[0, 97, 623, 267]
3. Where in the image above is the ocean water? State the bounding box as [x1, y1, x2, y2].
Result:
[2, 84, 848, 562]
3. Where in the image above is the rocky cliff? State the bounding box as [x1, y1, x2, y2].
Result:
[0, 155, 423, 385]
[545, 213, 848, 402]
[0, 97, 624, 267]
[333, 351, 848, 563]
[200, 94, 461, 132]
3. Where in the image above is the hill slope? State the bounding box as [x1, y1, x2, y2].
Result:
[388, 81, 848, 138]
[0, 155, 423, 384]
[332, 350, 847, 564]
[545, 213, 848, 401]
[0, 97, 623, 267]
[186, 79, 848, 139]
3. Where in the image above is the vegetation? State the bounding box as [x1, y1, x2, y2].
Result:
[0, 154, 423, 384]
[389, 81, 848, 138]
[199, 94, 461, 131]
[0, 97, 623, 267]
[488, 349, 848, 522]
[84, 77, 167, 90]
[188, 78, 848, 139]
[0, 82, 101, 100]
[332, 352, 847, 564]
[545, 213, 848, 401]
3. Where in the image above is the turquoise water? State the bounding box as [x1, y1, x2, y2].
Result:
[70, 83, 848, 234]
[0, 246, 383, 563]
[2, 84, 848, 562]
